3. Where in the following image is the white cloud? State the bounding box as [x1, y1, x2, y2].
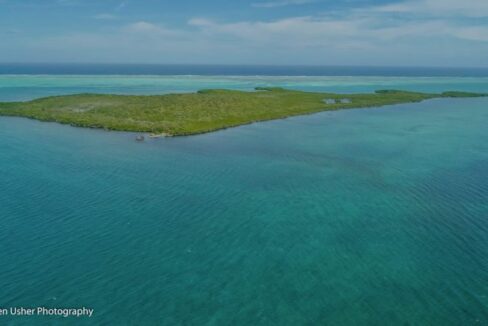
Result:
[187, 14, 488, 45]
[125, 21, 186, 38]
[188, 16, 366, 45]
[187, 18, 215, 27]
[374, 0, 488, 17]
[127, 21, 163, 32]
[252, 0, 316, 8]
[453, 26, 488, 42]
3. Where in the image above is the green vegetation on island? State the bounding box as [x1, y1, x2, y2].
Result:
[0, 88, 485, 136]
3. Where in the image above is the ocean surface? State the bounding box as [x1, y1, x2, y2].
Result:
[2, 75, 488, 102]
[2, 64, 488, 77]
[0, 67, 488, 324]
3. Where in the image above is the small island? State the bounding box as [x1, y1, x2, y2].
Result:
[0, 88, 485, 136]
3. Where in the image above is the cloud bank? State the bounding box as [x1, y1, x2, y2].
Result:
[1, 0, 488, 66]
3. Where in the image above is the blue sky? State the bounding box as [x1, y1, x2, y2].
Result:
[1, 0, 487, 67]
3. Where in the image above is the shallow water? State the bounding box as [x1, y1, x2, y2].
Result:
[1, 96, 488, 324]
[1, 75, 488, 101]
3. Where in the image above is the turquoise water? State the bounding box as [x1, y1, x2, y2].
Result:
[1, 91, 488, 324]
[2, 75, 488, 101]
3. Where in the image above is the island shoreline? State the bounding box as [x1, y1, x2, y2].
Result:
[0, 88, 485, 137]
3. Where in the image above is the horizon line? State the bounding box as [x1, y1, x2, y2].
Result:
[1, 62, 488, 70]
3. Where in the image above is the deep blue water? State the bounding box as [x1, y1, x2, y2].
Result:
[0, 71, 488, 324]
[1, 63, 488, 77]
